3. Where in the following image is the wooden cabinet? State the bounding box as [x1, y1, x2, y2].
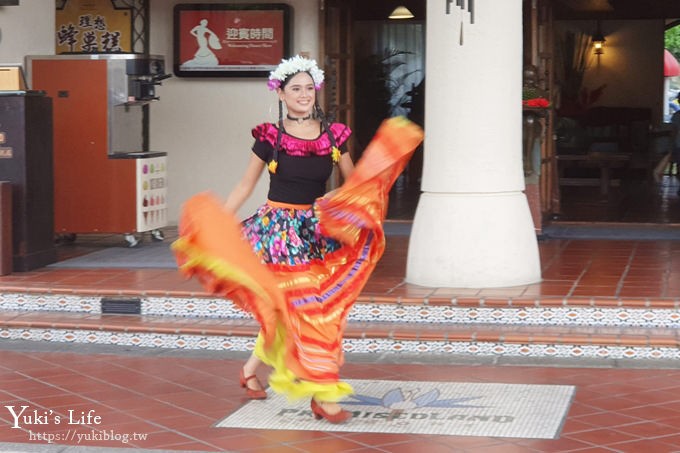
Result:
[0, 93, 57, 271]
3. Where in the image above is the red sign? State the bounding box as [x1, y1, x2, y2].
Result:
[173, 4, 290, 77]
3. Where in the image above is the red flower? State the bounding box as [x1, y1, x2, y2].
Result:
[522, 98, 550, 108]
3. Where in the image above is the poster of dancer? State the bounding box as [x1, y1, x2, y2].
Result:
[173, 3, 290, 77]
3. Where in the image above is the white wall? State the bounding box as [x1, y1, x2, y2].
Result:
[0, 0, 54, 66]
[149, 0, 320, 223]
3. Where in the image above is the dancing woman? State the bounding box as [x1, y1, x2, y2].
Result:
[173, 55, 423, 424]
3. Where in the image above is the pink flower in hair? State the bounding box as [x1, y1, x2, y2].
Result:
[267, 79, 281, 91]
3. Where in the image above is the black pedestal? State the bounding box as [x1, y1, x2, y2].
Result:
[0, 92, 56, 271]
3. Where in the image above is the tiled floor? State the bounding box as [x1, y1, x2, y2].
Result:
[557, 172, 680, 223]
[1, 230, 680, 451]
[3, 176, 680, 451]
[3, 347, 680, 453]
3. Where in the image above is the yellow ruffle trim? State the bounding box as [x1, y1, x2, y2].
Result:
[254, 324, 354, 402]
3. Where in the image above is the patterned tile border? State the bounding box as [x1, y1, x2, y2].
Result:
[0, 327, 256, 351]
[0, 293, 249, 319]
[0, 293, 101, 313]
[349, 304, 680, 328]
[142, 296, 247, 319]
[2, 292, 680, 329]
[1, 327, 679, 360]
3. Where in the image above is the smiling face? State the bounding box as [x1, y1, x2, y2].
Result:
[278, 71, 316, 117]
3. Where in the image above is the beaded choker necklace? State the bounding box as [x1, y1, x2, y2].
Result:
[286, 113, 312, 124]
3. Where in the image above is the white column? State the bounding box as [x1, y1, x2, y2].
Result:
[406, 0, 541, 288]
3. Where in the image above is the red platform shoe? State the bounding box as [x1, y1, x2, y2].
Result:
[239, 369, 267, 400]
[310, 399, 352, 424]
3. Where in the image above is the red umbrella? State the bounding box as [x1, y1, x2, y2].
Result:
[665, 49, 680, 77]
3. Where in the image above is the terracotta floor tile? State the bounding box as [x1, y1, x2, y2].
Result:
[608, 438, 680, 453]
[561, 417, 599, 435]
[567, 427, 639, 446]
[523, 285, 577, 297]
[619, 405, 680, 421]
[614, 420, 678, 438]
[365, 439, 463, 453]
[571, 287, 620, 297]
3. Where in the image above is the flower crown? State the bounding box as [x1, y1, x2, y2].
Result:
[267, 55, 324, 91]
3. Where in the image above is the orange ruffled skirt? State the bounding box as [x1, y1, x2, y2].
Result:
[172, 117, 424, 401]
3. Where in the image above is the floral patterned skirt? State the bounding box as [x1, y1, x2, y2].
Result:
[241, 200, 341, 267]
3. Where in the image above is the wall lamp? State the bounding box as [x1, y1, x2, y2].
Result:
[592, 21, 606, 55]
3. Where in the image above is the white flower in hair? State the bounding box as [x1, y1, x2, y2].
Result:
[267, 55, 325, 91]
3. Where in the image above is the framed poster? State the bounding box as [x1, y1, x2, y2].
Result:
[173, 3, 291, 78]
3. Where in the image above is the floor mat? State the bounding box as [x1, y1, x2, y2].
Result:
[216, 379, 575, 439]
[49, 241, 177, 269]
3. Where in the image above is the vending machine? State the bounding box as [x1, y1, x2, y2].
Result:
[26, 54, 170, 246]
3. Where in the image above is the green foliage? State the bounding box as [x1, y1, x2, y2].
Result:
[666, 25, 680, 60]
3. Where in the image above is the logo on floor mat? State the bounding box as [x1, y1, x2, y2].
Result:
[346, 387, 485, 410]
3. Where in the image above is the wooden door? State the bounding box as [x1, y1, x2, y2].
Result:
[320, 0, 354, 165]
[537, 0, 559, 220]
[525, 0, 559, 225]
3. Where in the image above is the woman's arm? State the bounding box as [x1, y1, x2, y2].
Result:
[324, 152, 355, 198]
[223, 154, 266, 212]
[338, 152, 354, 180]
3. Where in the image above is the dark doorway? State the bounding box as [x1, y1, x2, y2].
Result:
[549, 2, 680, 227]
[349, 0, 425, 220]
